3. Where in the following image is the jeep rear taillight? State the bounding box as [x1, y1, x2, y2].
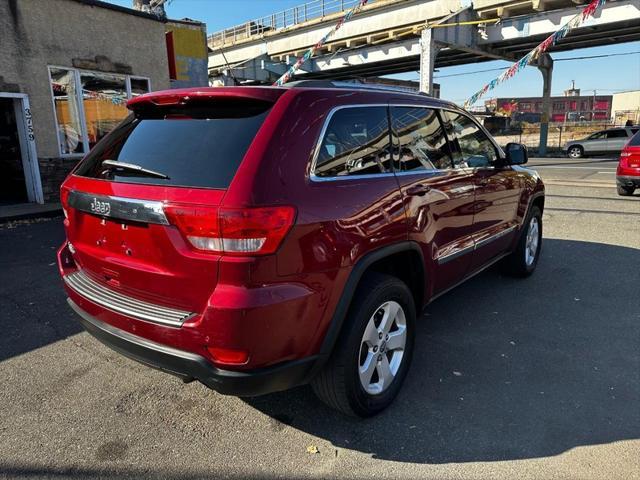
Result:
[164, 205, 296, 256]
[619, 146, 640, 169]
[60, 187, 70, 221]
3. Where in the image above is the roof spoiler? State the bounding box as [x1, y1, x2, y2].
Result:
[127, 87, 285, 110]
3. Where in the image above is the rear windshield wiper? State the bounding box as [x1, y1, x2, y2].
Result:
[101, 160, 170, 180]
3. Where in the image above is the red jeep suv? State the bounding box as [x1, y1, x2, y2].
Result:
[617, 129, 640, 196]
[58, 82, 544, 416]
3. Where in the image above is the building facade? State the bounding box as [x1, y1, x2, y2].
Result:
[485, 94, 613, 124]
[611, 90, 640, 125]
[0, 0, 206, 206]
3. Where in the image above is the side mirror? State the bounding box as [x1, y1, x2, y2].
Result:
[504, 142, 528, 165]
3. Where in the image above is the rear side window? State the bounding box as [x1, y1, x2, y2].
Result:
[314, 106, 391, 177]
[629, 130, 640, 146]
[391, 107, 452, 171]
[606, 130, 628, 139]
[74, 100, 272, 189]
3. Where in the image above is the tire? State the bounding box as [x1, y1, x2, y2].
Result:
[311, 272, 416, 417]
[501, 206, 542, 277]
[567, 145, 583, 158]
[617, 184, 635, 196]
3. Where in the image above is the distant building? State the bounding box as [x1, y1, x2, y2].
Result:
[485, 93, 613, 123]
[0, 0, 206, 206]
[611, 90, 640, 125]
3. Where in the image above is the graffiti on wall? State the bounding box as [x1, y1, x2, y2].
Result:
[166, 24, 208, 88]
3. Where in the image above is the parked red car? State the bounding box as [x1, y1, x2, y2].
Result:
[617, 130, 640, 196]
[58, 83, 545, 416]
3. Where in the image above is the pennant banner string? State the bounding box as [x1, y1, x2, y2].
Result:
[464, 0, 607, 108]
[273, 0, 369, 86]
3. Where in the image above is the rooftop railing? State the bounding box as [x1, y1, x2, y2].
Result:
[208, 0, 378, 48]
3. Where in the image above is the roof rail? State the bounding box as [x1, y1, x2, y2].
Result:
[284, 79, 429, 95]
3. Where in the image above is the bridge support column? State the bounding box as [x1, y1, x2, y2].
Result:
[537, 53, 554, 156]
[419, 28, 441, 95]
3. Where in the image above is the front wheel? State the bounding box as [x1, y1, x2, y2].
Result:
[312, 273, 415, 417]
[567, 146, 583, 158]
[501, 206, 542, 277]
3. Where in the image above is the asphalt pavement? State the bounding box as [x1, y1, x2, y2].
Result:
[0, 157, 638, 480]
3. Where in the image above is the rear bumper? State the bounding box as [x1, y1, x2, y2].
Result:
[68, 298, 320, 396]
[616, 175, 640, 188]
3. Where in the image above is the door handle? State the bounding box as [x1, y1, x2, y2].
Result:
[406, 184, 431, 196]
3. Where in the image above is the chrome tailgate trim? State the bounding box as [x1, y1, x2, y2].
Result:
[64, 270, 194, 327]
[68, 190, 169, 225]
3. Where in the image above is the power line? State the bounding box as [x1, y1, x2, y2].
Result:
[555, 51, 640, 61]
[431, 51, 640, 80]
[434, 67, 506, 79]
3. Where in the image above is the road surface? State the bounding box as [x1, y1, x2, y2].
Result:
[0, 157, 638, 480]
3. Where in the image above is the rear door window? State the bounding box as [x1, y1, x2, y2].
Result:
[74, 100, 272, 189]
[605, 129, 628, 139]
[314, 106, 391, 178]
[390, 107, 453, 171]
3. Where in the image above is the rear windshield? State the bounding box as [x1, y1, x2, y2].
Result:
[74, 99, 272, 189]
[629, 130, 640, 146]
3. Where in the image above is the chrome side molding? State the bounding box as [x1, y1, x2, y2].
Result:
[474, 225, 517, 250]
[437, 225, 518, 265]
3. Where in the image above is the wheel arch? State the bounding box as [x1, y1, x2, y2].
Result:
[316, 242, 425, 362]
[531, 193, 545, 214]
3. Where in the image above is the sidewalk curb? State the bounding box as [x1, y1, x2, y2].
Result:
[0, 204, 63, 224]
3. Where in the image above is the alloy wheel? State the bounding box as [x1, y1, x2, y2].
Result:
[525, 216, 540, 266]
[568, 147, 582, 158]
[358, 301, 407, 395]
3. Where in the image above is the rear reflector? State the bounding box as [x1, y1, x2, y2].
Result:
[207, 346, 249, 365]
[164, 204, 295, 256]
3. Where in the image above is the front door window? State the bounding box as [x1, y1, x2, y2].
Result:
[442, 110, 498, 168]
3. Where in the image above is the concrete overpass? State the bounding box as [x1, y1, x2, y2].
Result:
[208, 0, 640, 89]
[207, 0, 640, 153]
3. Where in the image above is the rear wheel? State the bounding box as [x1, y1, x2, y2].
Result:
[501, 206, 542, 277]
[312, 273, 415, 417]
[567, 145, 583, 158]
[617, 184, 635, 196]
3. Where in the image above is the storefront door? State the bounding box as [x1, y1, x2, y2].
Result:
[0, 93, 43, 204]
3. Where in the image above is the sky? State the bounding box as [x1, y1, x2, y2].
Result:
[106, 0, 640, 105]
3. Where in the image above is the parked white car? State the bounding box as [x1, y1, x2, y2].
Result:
[564, 127, 639, 158]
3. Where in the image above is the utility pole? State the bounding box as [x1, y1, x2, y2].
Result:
[536, 53, 553, 156]
[419, 28, 441, 96]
